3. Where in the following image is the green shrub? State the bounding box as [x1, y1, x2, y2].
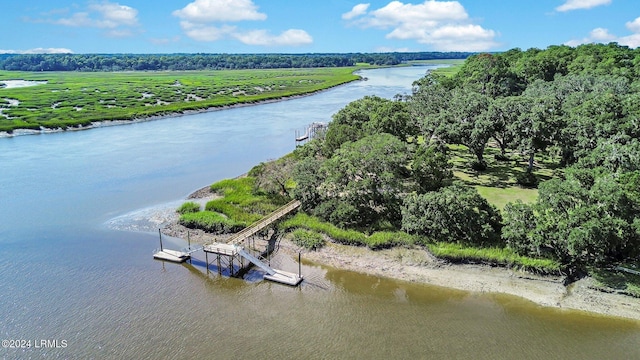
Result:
[516, 171, 539, 188]
[177, 201, 200, 214]
[291, 229, 325, 250]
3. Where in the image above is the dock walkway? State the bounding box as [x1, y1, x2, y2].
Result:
[203, 199, 303, 286]
[226, 200, 301, 246]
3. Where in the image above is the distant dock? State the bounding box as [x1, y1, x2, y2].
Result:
[295, 122, 327, 143]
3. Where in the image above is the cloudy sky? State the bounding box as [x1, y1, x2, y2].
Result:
[2, 0, 639, 54]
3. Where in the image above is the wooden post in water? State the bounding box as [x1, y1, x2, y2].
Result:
[217, 254, 221, 275]
[187, 231, 192, 264]
[205, 251, 209, 274]
[298, 252, 301, 280]
[158, 229, 163, 251]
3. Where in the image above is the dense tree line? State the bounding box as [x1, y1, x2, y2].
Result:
[266, 43, 640, 279]
[0, 52, 473, 72]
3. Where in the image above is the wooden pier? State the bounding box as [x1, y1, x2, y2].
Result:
[203, 200, 303, 286]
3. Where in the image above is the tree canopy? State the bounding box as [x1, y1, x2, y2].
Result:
[0, 52, 473, 72]
[290, 42, 640, 278]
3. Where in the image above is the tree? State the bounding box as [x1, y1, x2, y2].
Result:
[453, 52, 520, 97]
[411, 141, 453, 192]
[502, 166, 640, 277]
[317, 133, 410, 229]
[250, 155, 295, 196]
[365, 100, 417, 141]
[485, 96, 521, 157]
[441, 87, 492, 168]
[409, 72, 454, 139]
[323, 96, 415, 157]
[509, 91, 559, 174]
[291, 157, 325, 212]
[501, 201, 538, 255]
[401, 184, 503, 246]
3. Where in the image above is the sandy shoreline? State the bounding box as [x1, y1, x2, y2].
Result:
[162, 185, 640, 322]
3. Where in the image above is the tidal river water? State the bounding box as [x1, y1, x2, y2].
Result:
[0, 66, 639, 359]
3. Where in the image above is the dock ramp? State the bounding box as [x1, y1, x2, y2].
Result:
[236, 246, 303, 286]
[236, 247, 276, 275]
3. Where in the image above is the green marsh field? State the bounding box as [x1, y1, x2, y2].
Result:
[0, 67, 362, 133]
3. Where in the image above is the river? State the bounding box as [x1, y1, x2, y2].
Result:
[0, 66, 638, 359]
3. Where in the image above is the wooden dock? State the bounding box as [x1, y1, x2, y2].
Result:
[226, 200, 301, 246]
[203, 200, 303, 286]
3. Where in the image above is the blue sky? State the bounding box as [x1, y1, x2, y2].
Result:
[1, 0, 639, 54]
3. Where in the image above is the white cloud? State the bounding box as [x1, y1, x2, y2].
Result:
[0, 48, 73, 54]
[179, 22, 237, 42]
[173, 0, 266, 23]
[105, 29, 134, 38]
[233, 29, 313, 46]
[89, 2, 139, 26]
[565, 18, 640, 48]
[173, 0, 312, 47]
[344, 1, 498, 51]
[342, 4, 370, 20]
[37, 1, 139, 37]
[375, 46, 411, 52]
[556, 0, 611, 12]
[626, 17, 640, 33]
[150, 36, 182, 45]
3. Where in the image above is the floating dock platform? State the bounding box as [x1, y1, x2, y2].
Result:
[153, 249, 190, 263]
[264, 269, 303, 286]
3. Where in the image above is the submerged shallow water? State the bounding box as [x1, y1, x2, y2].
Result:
[0, 66, 639, 359]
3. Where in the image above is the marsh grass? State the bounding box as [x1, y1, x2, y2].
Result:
[280, 213, 416, 249]
[206, 177, 286, 223]
[178, 211, 244, 234]
[177, 201, 200, 214]
[178, 177, 289, 234]
[408, 59, 464, 77]
[425, 242, 561, 275]
[0, 67, 362, 133]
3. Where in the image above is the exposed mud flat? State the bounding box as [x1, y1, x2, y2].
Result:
[158, 185, 640, 321]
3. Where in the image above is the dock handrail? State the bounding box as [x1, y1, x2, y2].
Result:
[226, 200, 300, 245]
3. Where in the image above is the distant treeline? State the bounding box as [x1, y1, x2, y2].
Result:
[0, 52, 473, 72]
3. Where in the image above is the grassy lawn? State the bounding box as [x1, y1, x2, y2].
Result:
[0, 67, 363, 133]
[448, 144, 563, 209]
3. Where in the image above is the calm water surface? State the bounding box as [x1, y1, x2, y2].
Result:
[1, 66, 639, 359]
